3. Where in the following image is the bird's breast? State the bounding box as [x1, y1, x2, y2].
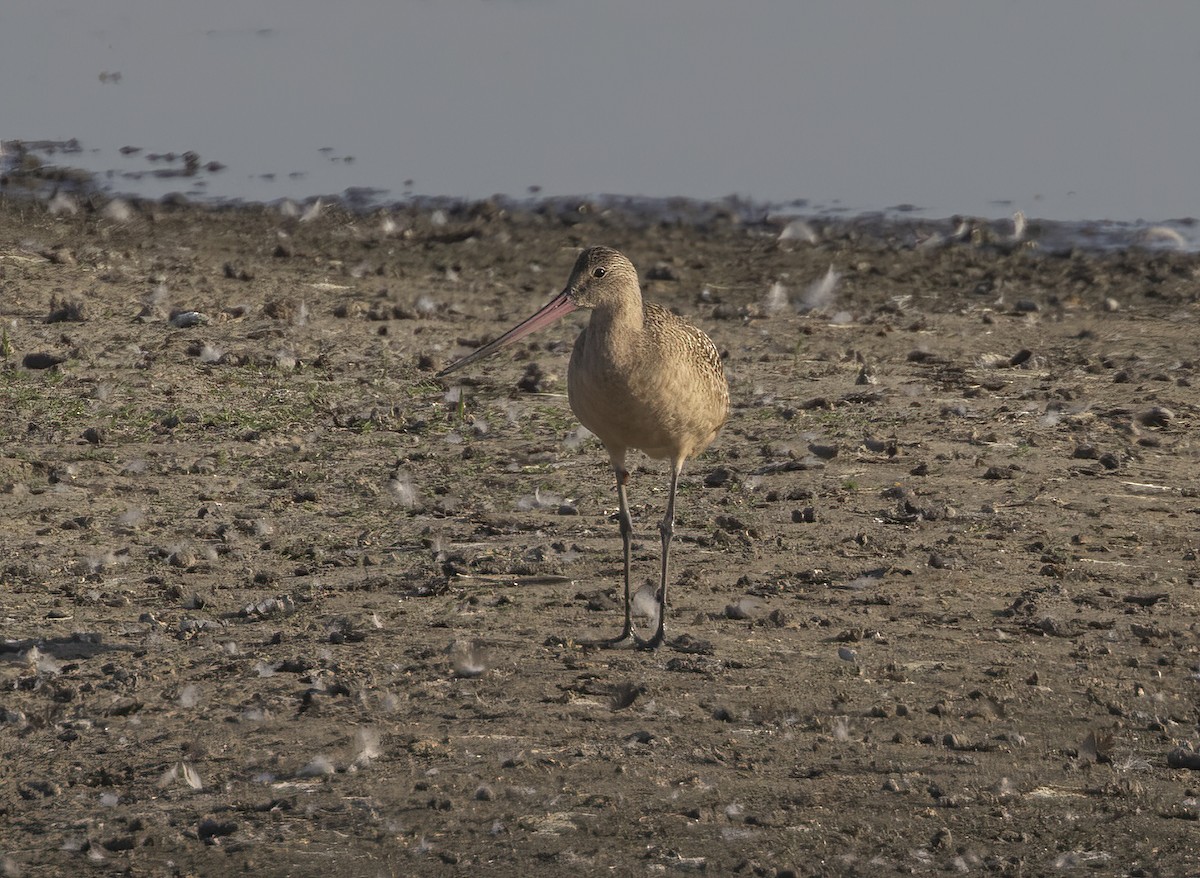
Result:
[567, 317, 728, 461]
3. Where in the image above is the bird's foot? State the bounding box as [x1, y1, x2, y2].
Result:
[602, 634, 640, 650]
[639, 632, 714, 655]
[581, 629, 639, 650]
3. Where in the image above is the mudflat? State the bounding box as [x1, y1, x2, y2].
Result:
[2, 194, 1198, 876]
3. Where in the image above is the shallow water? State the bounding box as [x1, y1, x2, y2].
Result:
[3, 1, 1199, 232]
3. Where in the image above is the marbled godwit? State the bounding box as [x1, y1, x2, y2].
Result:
[438, 247, 729, 649]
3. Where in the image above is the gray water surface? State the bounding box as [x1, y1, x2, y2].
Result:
[4, 1, 1199, 225]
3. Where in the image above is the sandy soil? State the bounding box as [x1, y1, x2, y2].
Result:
[1, 193, 1199, 877]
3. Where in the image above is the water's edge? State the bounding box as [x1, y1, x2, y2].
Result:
[3, 138, 1196, 255]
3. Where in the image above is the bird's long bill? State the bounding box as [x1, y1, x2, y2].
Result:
[437, 291, 579, 377]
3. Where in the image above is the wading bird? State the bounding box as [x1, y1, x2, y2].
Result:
[438, 247, 728, 648]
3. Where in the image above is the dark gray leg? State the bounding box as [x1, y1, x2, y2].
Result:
[602, 462, 637, 649]
[644, 460, 682, 649]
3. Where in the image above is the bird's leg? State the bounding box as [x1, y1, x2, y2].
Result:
[601, 459, 638, 649]
[643, 459, 683, 649]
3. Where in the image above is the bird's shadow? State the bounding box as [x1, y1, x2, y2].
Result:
[1, 632, 131, 663]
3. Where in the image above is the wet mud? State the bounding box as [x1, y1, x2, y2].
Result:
[2, 192, 1199, 876]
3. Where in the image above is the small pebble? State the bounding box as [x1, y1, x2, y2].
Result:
[23, 352, 66, 370]
[169, 311, 208, 328]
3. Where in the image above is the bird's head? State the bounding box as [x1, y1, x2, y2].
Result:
[563, 246, 641, 311]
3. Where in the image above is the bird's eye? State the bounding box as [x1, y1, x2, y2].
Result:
[592, 267, 606, 278]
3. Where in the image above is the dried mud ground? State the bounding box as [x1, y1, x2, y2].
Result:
[1, 194, 1199, 878]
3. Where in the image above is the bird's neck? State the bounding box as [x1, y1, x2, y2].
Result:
[587, 299, 645, 361]
[592, 295, 648, 340]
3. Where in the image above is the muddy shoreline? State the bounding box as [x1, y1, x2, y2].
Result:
[2, 192, 1199, 876]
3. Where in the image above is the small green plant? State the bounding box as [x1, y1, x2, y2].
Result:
[0, 327, 12, 359]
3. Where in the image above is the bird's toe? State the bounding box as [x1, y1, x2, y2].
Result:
[662, 633, 714, 655]
[581, 630, 639, 650]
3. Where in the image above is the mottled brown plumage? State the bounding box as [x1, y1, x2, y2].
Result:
[439, 246, 728, 648]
